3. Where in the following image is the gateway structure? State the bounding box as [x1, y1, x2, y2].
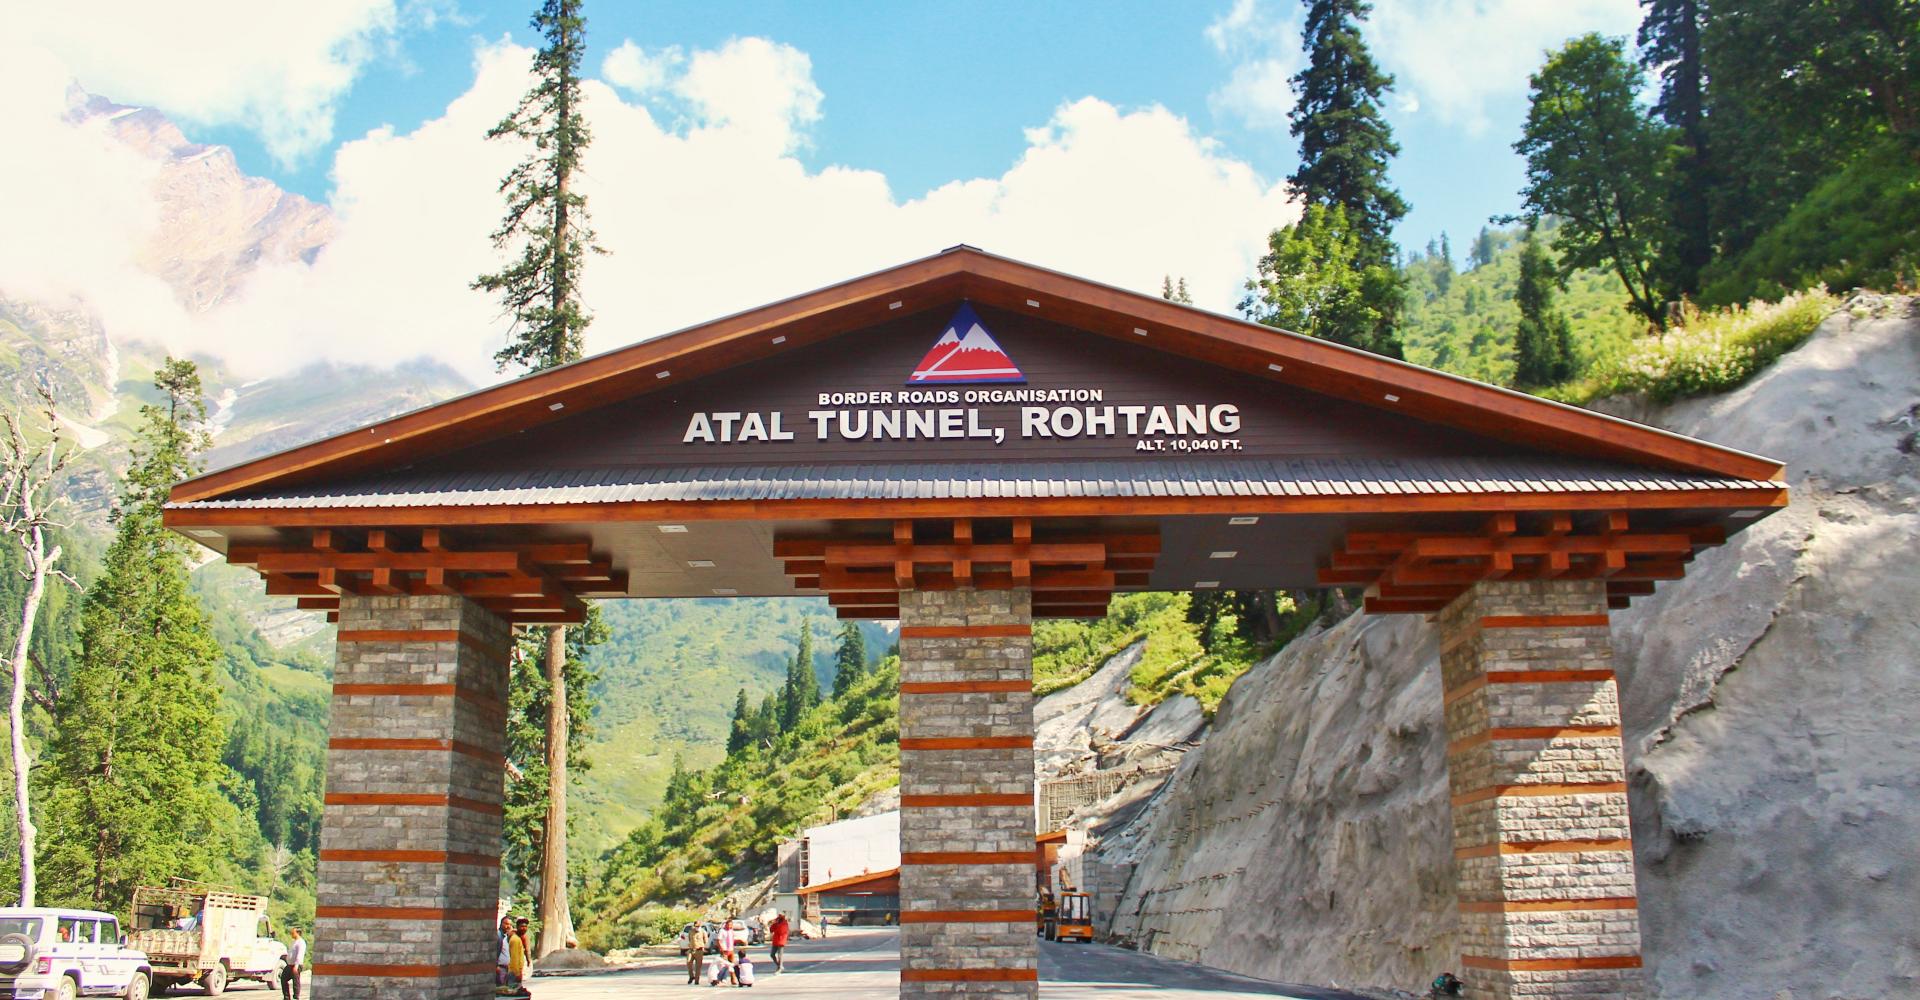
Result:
[165, 247, 1787, 1000]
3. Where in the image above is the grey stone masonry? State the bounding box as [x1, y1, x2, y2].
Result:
[1438, 580, 1644, 1000]
[314, 595, 512, 1000]
[898, 588, 1039, 1000]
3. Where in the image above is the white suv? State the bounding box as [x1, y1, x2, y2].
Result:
[0, 908, 153, 1000]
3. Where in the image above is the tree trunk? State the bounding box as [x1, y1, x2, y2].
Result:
[535, 625, 572, 956]
[7, 525, 51, 907]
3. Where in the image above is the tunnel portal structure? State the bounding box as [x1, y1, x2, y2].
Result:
[165, 247, 1787, 1000]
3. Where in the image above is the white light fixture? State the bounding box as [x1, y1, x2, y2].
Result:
[1025, 298, 1040, 307]
[712, 587, 739, 596]
[687, 559, 716, 568]
[772, 335, 787, 345]
[548, 402, 565, 411]
[656, 370, 671, 379]
[1209, 550, 1238, 559]
[1267, 363, 1284, 373]
[658, 525, 689, 533]
[1383, 393, 1400, 402]
[1229, 516, 1259, 526]
[1133, 327, 1149, 336]
[1731, 509, 1765, 519]
[889, 301, 903, 310]
[1194, 581, 1220, 589]
[189, 529, 221, 540]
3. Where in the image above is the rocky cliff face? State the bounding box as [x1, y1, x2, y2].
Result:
[1092, 296, 1920, 999]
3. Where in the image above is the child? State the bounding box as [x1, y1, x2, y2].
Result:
[734, 947, 756, 987]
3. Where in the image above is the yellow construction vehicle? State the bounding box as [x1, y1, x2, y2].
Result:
[1039, 872, 1093, 943]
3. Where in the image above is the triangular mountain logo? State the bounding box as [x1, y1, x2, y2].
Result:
[907, 303, 1026, 384]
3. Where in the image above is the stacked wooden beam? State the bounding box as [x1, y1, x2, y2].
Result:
[227, 527, 625, 624]
[777, 518, 1157, 620]
[1318, 513, 1724, 615]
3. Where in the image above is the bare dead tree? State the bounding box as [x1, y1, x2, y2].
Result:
[0, 388, 78, 906]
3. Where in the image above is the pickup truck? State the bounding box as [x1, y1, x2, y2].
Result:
[0, 906, 155, 999]
[125, 884, 284, 996]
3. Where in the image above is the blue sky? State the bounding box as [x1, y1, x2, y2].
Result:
[5, 0, 1645, 379]
[206, 0, 1637, 261]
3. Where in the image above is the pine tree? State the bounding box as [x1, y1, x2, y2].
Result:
[1160, 276, 1192, 304]
[36, 360, 232, 911]
[780, 621, 820, 730]
[726, 689, 754, 755]
[1288, 0, 1409, 254]
[1513, 233, 1577, 390]
[1638, 0, 1712, 295]
[751, 693, 779, 745]
[831, 622, 868, 699]
[475, 0, 602, 374]
[474, 0, 604, 956]
[500, 608, 603, 912]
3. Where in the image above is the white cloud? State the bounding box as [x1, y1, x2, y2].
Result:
[5, 35, 1297, 383]
[604, 37, 823, 155]
[11, 0, 407, 165]
[1368, 0, 1642, 134]
[1203, 0, 1304, 131]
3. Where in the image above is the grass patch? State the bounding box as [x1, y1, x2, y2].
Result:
[1544, 287, 1838, 405]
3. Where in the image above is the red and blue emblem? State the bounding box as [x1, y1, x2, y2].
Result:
[907, 303, 1025, 385]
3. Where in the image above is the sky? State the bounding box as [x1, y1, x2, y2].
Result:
[1, 0, 1646, 383]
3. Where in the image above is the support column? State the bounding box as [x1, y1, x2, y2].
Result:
[313, 595, 512, 1000]
[897, 587, 1038, 999]
[1439, 579, 1644, 999]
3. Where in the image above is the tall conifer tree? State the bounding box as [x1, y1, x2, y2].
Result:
[831, 622, 868, 699]
[1512, 233, 1577, 389]
[474, 0, 604, 956]
[37, 361, 230, 910]
[1276, 0, 1407, 357]
[1639, 0, 1712, 295]
[1288, 0, 1408, 254]
[781, 621, 820, 730]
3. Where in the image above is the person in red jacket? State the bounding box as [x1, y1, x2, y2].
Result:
[768, 913, 790, 973]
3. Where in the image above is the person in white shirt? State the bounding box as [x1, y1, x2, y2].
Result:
[734, 948, 756, 987]
[280, 928, 306, 999]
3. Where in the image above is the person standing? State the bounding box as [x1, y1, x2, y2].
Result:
[718, 918, 742, 958]
[497, 916, 514, 985]
[279, 928, 305, 999]
[686, 922, 710, 985]
[768, 913, 789, 974]
[508, 917, 531, 986]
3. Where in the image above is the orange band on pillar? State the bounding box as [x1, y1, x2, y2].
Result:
[319, 849, 499, 867]
[1478, 614, 1610, 629]
[901, 793, 1033, 807]
[1454, 838, 1633, 860]
[901, 851, 1035, 866]
[899, 625, 1032, 638]
[899, 736, 1033, 750]
[1459, 954, 1642, 972]
[1458, 897, 1638, 914]
[898, 910, 1037, 924]
[900, 680, 1030, 694]
[323, 793, 503, 815]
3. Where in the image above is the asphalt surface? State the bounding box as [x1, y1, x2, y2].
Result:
[532, 927, 1373, 999]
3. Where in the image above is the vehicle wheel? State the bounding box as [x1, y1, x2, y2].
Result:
[201, 965, 227, 996]
[0, 932, 34, 974]
[125, 972, 150, 1000]
[54, 976, 78, 1000]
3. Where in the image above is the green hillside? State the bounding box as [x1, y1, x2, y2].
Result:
[572, 600, 891, 857]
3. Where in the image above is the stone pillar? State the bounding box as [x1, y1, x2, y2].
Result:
[1439, 579, 1644, 999]
[313, 595, 512, 1000]
[897, 587, 1039, 999]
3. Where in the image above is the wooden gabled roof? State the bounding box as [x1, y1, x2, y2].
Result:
[169, 245, 1784, 508]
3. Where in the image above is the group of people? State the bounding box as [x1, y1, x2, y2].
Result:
[498, 914, 534, 989]
[686, 913, 790, 987]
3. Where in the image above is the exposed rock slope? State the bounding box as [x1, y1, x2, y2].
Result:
[1094, 297, 1920, 999]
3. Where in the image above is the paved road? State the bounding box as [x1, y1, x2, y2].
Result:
[533, 928, 1370, 1000]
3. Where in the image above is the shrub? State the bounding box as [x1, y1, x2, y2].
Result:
[1546, 287, 1837, 404]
